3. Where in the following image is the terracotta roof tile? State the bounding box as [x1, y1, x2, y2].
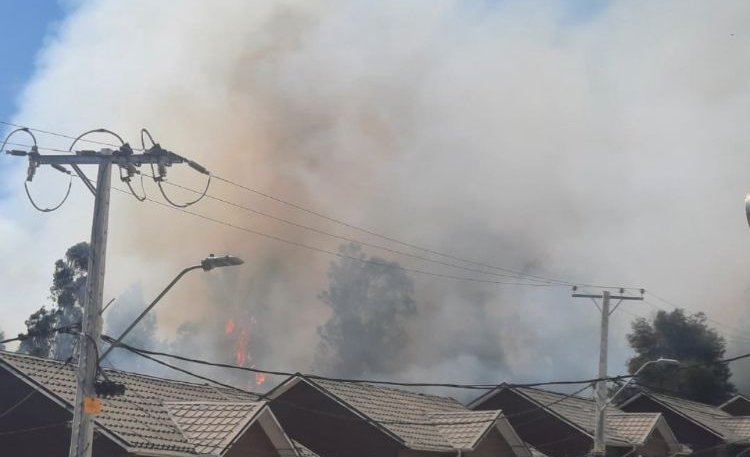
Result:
[0, 351, 262, 456]
[307, 378, 503, 452]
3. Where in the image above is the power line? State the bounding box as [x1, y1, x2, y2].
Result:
[0, 121, 141, 151]
[646, 292, 750, 341]
[113, 345, 607, 429]
[102, 335, 635, 390]
[214, 172, 631, 289]
[1, 121, 636, 290]
[108, 186, 564, 287]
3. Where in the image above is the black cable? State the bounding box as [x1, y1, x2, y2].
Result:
[0, 421, 70, 437]
[109, 187, 563, 287]
[4, 121, 644, 290]
[156, 175, 211, 208]
[150, 175, 563, 284]
[141, 128, 211, 208]
[2, 128, 73, 213]
[0, 120, 139, 150]
[646, 292, 750, 341]
[102, 336, 634, 390]
[213, 174, 640, 291]
[0, 356, 73, 421]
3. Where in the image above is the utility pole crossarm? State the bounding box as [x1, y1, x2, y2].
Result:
[571, 287, 644, 457]
[2, 134, 211, 457]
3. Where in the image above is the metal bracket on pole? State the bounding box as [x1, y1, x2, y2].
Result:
[71, 164, 96, 196]
[572, 288, 643, 457]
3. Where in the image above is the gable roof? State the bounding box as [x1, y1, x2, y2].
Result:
[270, 376, 530, 455]
[166, 401, 265, 455]
[719, 394, 750, 415]
[470, 385, 683, 450]
[0, 350, 292, 457]
[619, 391, 750, 444]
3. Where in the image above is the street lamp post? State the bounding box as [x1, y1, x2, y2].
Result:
[594, 357, 679, 455]
[608, 358, 680, 406]
[99, 254, 243, 363]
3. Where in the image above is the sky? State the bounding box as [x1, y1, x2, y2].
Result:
[0, 1, 66, 123]
[2, 0, 750, 397]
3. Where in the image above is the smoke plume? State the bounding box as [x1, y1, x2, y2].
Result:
[3, 0, 750, 396]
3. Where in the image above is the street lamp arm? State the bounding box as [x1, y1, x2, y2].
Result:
[607, 358, 680, 406]
[99, 264, 203, 363]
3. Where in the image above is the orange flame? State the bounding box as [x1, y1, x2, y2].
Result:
[225, 319, 236, 334]
[255, 372, 267, 386]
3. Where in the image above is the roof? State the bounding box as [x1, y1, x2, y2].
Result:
[0, 350, 284, 457]
[472, 385, 685, 448]
[272, 376, 529, 454]
[510, 386, 633, 446]
[607, 413, 661, 443]
[620, 391, 750, 444]
[166, 401, 264, 455]
[719, 394, 750, 415]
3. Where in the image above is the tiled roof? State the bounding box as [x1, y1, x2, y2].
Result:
[607, 413, 660, 443]
[429, 410, 502, 449]
[0, 351, 263, 456]
[626, 391, 750, 443]
[305, 378, 503, 451]
[718, 416, 750, 444]
[166, 401, 264, 454]
[514, 387, 631, 445]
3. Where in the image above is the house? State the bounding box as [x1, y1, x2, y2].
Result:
[0, 350, 306, 457]
[720, 395, 750, 417]
[469, 385, 685, 457]
[267, 375, 533, 457]
[619, 391, 750, 457]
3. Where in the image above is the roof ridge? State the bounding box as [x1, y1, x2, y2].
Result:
[313, 377, 463, 405]
[164, 400, 265, 406]
[0, 350, 246, 393]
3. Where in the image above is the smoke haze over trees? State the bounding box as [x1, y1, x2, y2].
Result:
[5, 0, 750, 393]
[315, 244, 416, 377]
[18, 242, 89, 360]
[627, 309, 735, 404]
[102, 285, 161, 372]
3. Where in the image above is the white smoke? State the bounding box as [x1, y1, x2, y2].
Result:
[2, 0, 750, 394]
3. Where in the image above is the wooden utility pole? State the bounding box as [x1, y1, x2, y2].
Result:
[68, 157, 111, 457]
[5, 135, 203, 457]
[572, 288, 643, 457]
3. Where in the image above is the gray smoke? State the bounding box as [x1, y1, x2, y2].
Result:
[2, 0, 750, 397]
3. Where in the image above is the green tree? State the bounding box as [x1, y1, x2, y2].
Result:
[627, 308, 735, 404]
[315, 243, 417, 377]
[18, 242, 89, 359]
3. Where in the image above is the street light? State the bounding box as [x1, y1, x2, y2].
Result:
[99, 254, 244, 362]
[607, 357, 680, 406]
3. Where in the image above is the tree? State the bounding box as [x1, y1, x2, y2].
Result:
[18, 242, 89, 359]
[102, 285, 160, 372]
[315, 243, 417, 377]
[626, 308, 735, 404]
[0, 330, 5, 351]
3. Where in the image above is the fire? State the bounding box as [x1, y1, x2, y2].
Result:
[225, 315, 262, 387]
[224, 319, 236, 334]
[235, 325, 250, 366]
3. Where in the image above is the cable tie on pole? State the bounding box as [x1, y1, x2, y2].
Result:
[187, 160, 209, 175]
[51, 164, 71, 175]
